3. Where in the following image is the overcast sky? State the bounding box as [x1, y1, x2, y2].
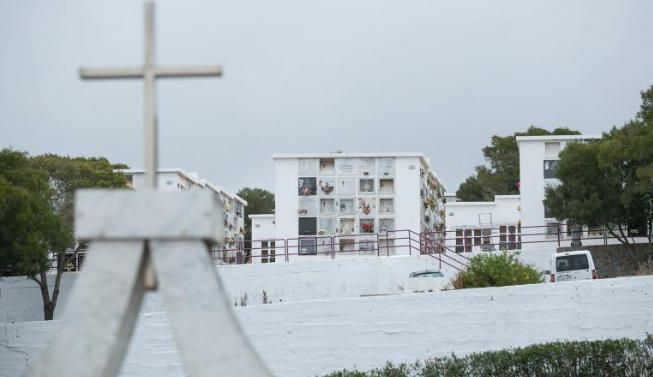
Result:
[2, 0, 653, 194]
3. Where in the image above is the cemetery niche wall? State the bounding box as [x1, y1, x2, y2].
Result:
[266, 153, 447, 261]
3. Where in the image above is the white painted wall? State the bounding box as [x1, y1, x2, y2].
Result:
[3, 276, 652, 377]
[274, 158, 299, 240]
[0, 256, 452, 324]
[445, 195, 521, 251]
[394, 156, 421, 235]
[250, 214, 279, 264]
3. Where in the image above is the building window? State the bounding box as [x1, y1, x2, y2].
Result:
[359, 179, 375, 194]
[299, 238, 317, 255]
[455, 229, 464, 253]
[546, 221, 560, 239]
[464, 229, 472, 252]
[319, 158, 335, 175]
[298, 177, 317, 196]
[543, 160, 558, 179]
[299, 218, 317, 235]
[499, 225, 520, 250]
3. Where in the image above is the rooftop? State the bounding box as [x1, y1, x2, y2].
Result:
[515, 134, 600, 142]
[272, 152, 447, 191]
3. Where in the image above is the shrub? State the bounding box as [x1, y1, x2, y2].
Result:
[322, 335, 653, 377]
[450, 251, 542, 289]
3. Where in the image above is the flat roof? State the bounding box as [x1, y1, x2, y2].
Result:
[118, 168, 247, 205]
[272, 152, 428, 159]
[117, 168, 203, 186]
[249, 214, 275, 219]
[515, 135, 600, 142]
[447, 195, 520, 206]
[272, 152, 447, 191]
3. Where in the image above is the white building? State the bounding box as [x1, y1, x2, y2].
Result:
[443, 134, 604, 254]
[118, 168, 247, 262]
[251, 153, 447, 263]
[516, 135, 599, 249]
[445, 195, 521, 253]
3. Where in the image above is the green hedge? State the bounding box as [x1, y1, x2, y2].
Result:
[451, 251, 542, 289]
[323, 336, 653, 377]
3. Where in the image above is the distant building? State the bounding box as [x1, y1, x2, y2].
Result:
[443, 134, 604, 254]
[445, 195, 521, 253]
[516, 135, 598, 247]
[251, 153, 446, 263]
[117, 168, 247, 262]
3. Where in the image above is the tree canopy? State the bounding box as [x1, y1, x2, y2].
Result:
[456, 127, 581, 201]
[545, 86, 653, 246]
[0, 150, 128, 319]
[236, 187, 275, 241]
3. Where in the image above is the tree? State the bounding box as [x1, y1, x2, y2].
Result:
[0, 150, 128, 320]
[29, 154, 128, 319]
[236, 187, 275, 241]
[545, 86, 653, 251]
[457, 126, 581, 201]
[0, 150, 64, 279]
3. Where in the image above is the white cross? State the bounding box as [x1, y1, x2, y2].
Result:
[79, 1, 222, 189]
[24, 3, 272, 377]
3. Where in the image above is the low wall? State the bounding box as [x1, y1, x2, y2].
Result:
[1, 256, 449, 324]
[2, 276, 652, 377]
[559, 244, 653, 278]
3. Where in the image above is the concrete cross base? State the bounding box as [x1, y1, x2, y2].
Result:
[24, 190, 272, 377]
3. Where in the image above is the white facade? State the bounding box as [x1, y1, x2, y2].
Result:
[516, 135, 598, 249]
[266, 153, 446, 262]
[249, 214, 278, 264]
[445, 195, 521, 252]
[118, 169, 247, 259]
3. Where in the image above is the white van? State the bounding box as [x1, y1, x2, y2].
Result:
[550, 250, 597, 282]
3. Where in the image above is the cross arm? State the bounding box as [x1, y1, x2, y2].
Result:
[79, 65, 222, 80]
[79, 67, 145, 79]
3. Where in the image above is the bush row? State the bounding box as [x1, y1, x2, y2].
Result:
[323, 335, 653, 377]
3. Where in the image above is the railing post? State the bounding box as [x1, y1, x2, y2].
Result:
[408, 231, 412, 255]
[331, 236, 335, 259]
[285, 240, 289, 263]
[557, 224, 561, 247]
[376, 233, 380, 256]
[386, 232, 390, 256]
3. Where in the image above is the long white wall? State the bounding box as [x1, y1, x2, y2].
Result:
[2, 276, 652, 377]
[0, 256, 449, 324]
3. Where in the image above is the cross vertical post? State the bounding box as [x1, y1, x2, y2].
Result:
[24, 2, 273, 376]
[143, 1, 157, 189]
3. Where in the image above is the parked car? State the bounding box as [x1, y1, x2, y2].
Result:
[549, 250, 597, 282]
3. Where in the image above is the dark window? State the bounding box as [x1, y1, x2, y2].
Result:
[299, 218, 317, 235]
[543, 160, 558, 179]
[298, 177, 317, 196]
[269, 241, 276, 263]
[299, 238, 317, 255]
[556, 254, 589, 272]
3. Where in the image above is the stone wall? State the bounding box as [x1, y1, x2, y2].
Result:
[558, 243, 653, 278]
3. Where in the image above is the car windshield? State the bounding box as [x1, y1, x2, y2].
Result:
[556, 254, 589, 272]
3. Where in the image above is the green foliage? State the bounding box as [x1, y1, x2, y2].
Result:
[451, 252, 541, 289]
[31, 154, 128, 252]
[0, 150, 63, 276]
[0, 150, 128, 319]
[545, 86, 653, 245]
[236, 187, 275, 241]
[323, 335, 653, 377]
[457, 126, 581, 201]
